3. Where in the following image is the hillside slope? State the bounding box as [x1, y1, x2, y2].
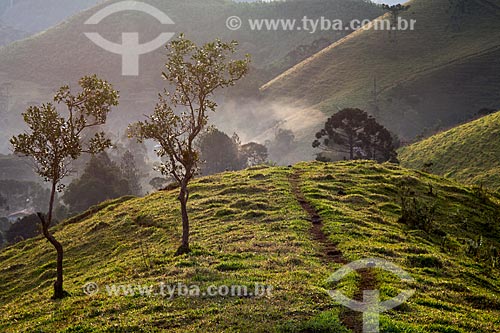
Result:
[0, 161, 499, 332]
[399, 111, 500, 190]
[261, 0, 500, 140]
[0, 0, 104, 34]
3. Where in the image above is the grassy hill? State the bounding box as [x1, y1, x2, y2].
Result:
[0, 0, 383, 153]
[261, 0, 500, 141]
[1, 161, 499, 332]
[399, 111, 500, 191]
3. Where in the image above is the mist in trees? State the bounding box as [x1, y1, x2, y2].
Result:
[62, 152, 131, 215]
[197, 128, 269, 175]
[266, 128, 298, 164]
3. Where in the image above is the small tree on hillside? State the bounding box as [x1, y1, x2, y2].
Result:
[129, 35, 249, 255]
[382, 4, 411, 26]
[382, 4, 410, 41]
[240, 142, 268, 167]
[10, 75, 119, 299]
[313, 108, 396, 162]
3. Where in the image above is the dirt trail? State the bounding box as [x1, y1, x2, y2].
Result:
[289, 170, 378, 333]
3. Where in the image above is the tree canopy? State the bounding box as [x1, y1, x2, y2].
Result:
[313, 108, 397, 162]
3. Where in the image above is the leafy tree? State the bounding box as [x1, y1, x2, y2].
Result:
[266, 128, 297, 164]
[63, 152, 130, 214]
[10, 75, 119, 299]
[360, 118, 398, 163]
[198, 128, 245, 175]
[240, 142, 268, 167]
[313, 108, 396, 162]
[129, 34, 249, 255]
[120, 150, 142, 196]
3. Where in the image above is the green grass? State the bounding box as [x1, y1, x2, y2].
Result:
[0, 161, 499, 332]
[399, 111, 500, 191]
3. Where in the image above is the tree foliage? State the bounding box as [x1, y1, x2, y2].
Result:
[313, 108, 397, 162]
[129, 35, 249, 255]
[10, 75, 119, 299]
[240, 142, 268, 167]
[63, 153, 131, 214]
[198, 128, 246, 175]
[266, 128, 297, 164]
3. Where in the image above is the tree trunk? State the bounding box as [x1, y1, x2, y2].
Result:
[175, 183, 191, 255]
[38, 181, 67, 299]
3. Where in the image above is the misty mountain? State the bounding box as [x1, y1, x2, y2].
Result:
[261, 0, 500, 145]
[0, 22, 27, 46]
[0, 0, 383, 153]
[0, 0, 104, 34]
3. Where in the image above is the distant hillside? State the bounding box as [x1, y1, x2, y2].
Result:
[399, 111, 500, 191]
[261, 0, 500, 142]
[0, 23, 26, 47]
[0, 161, 499, 332]
[0, 0, 383, 153]
[0, 0, 104, 34]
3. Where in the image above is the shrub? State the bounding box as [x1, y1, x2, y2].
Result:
[398, 187, 436, 233]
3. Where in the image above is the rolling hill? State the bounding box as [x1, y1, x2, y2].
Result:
[0, 0, 383, 153]
[0, 0, 105, 48]
[0, 161, 499, 332]
[399, 111, 500, 191]
[261, 0, 500, 142]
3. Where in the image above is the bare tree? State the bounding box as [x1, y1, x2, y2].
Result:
[129, 35, 249, 255]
